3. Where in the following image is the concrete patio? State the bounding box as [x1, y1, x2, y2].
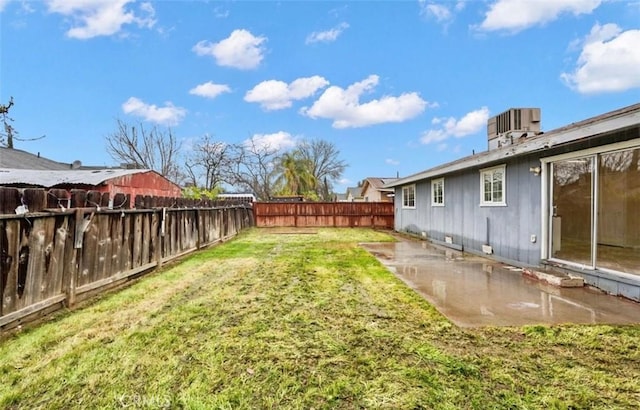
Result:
[361, 239, 640, 327]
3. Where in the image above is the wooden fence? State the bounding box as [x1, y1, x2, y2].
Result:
[253, 202, 394, 228]
[0, 187, 249, 214]
[0, 204, 254, 330]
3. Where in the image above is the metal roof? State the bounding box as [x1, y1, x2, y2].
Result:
[0, 168, 151, 188]
[384, 102, 640, 188]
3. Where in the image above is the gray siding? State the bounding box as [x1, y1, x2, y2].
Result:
[395, 155, 542, 266]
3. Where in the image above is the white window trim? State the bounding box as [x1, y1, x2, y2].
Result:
[480, 164, 507, 207]
[402, 184, 416, 209]
[431, 178, 444, 207]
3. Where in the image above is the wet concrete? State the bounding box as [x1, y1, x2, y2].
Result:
[360, 240, 640, 327]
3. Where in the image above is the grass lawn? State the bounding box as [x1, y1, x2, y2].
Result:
[1, 228, 639, 409]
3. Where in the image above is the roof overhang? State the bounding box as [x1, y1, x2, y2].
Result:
[384, 103, 640, 188]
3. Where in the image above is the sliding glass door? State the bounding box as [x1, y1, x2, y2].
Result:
[597, 148, 640, 274]
[550, 157, 594, 267]
[548, 146, 640, 276]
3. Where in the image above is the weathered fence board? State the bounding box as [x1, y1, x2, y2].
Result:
[0, 187, 251, 216]
[253, 202, 394, 229]
[0, 205, 253, 329]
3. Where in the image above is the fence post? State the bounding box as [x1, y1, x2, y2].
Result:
[333, 202, 336, 227]
[156, 208, 166, 268]
[195, 209, 201, 249]
[67, 209, 86, 307]
[370, 203, 374, 227]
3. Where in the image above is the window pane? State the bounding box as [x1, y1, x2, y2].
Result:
[493, 180, 502, 202]
[483, 174, 492, 202]
[433, 181, 443, 204]
[403, 186, 415, 207]
[597, 148, 640, 275]
[551, 157, 593, 265]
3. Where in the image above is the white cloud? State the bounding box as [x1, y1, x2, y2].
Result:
[306, 22, 349, 44]
[421, 3, 452, 23]
[45, 0, 156, 39]
[245, 76, 329, 110]
[193, 29, 266, 70]
[419, 1, 466, 24]
[213, 6, 229, 18]
[0, 0, 10, 13]
[189, 81, 231, 99]
[385, 158, 400, 166]
[421, 107, 490, 144]
[244, 131, 296, 152]
[301, 75, 429, 128]
[477, 0, 601, 33]
[561, 24, 640, 94]
[122, 97, 186, 126]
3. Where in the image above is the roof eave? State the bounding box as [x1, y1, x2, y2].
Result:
[384, 105, 640, 188]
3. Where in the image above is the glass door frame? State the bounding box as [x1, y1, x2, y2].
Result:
[547, 156, 597, 269]
[540, 139, 640, 273]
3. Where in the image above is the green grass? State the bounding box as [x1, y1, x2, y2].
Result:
[1, 227, 639, 409]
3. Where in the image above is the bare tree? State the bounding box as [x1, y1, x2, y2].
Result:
[106, 119, 182, 182]
[184, 135, 232, 190]
[225, 139, 280, 200]
[0, 97, 45, 149]
[1, 97, 16, 148]
[296, 139, 347, 200]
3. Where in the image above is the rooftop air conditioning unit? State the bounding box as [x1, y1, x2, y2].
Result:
[487, 108, 541, 150]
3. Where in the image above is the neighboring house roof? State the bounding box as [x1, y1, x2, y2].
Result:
[346, 186, 363, 198]
[0, 168, 154, 188]
[0, 147, 87, 170]
[385, 102, 640, 188]
[334, 193, 347, 201]
[362, 177, 397, 192]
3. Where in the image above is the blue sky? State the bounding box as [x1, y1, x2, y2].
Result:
[1, 0, 639, 192]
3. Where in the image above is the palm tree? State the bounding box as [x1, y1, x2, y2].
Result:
[275, 151, 316, 196]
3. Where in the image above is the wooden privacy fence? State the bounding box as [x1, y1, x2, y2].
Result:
[253, 202, 394, 228]
[0, 204, 254, 329]
[0, 187, 249, 214]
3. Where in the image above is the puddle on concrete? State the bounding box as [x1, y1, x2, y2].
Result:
[361, 241, 640, 327]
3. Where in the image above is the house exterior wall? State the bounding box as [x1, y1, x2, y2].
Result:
[346, 192, 364, 202]
[393, 120, 640, 301]
[394, 155, 543, 266]
[361, 185, 391, 202]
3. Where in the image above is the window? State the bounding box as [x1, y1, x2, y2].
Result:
[480, 165, 506, 206]
[402, 185, 415, 208]
[431, 178, 444, 206]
